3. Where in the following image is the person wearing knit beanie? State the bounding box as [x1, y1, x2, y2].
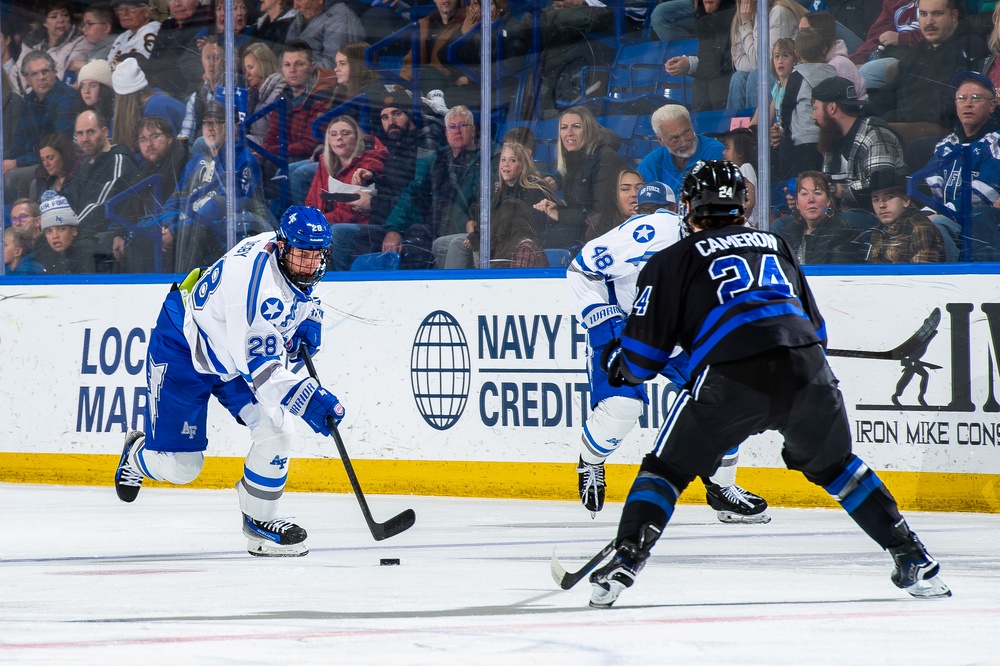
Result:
[112, 58, 149, 95]
[79, 59, 113, 88]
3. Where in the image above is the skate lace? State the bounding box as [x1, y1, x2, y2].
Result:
[577, 461, 605, 491]
[721, 485, 754, 509]
[118, 465, 144, 487]
[255, 517, 298, 534]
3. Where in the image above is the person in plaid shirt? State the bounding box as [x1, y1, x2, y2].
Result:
[866, 176, 945, 263]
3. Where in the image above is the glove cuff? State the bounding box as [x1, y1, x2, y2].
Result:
[582, 304, 626, 330]
[281, 377, 319, 416]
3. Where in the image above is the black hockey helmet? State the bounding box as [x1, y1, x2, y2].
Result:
[679, 160, 747, 226]
[276, 205, 333, 290]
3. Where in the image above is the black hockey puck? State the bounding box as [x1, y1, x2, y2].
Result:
[380, 558, 401, 566]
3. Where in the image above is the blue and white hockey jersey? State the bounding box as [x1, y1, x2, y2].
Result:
[179, 232, 322, 420]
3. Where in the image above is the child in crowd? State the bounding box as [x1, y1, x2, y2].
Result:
[718, 127, 759, 228]
[4, 226, 44, 275]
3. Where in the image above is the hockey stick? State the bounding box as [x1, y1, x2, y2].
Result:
[300, 349, 416, 541]
[827, 308, 941, 361]
[550, 540, 616, 590]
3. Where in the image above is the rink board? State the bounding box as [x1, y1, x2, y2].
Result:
[1, 273, 999, 512]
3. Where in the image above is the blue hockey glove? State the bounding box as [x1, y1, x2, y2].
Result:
[587, 315, 625, 351]
[286, 303, 323, 360]
[283, 378, 345, 436]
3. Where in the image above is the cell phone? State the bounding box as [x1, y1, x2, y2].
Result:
[787, 177, 796, 194]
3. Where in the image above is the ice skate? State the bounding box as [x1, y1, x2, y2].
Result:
[243, 514, 309, 557]
[577, 457, 606, 517]
[589, 523, 661, 608]
[114, 430, 145, 503]
[889, 520, 951, 598]
[705, 482, 771, 524]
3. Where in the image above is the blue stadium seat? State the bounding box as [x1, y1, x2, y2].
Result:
[544, 248, 573, 268]
[351, 251, 401, 271]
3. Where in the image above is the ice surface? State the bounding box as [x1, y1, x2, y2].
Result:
[3, 483, 999, 665]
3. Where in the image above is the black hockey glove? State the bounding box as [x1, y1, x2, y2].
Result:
[601, 339, 640, 388]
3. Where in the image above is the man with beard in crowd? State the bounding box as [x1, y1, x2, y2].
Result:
[637, 104, 724, 196]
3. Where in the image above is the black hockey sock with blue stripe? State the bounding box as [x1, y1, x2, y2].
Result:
[822, 455, 904, 549]
[616, 454, 689, 546]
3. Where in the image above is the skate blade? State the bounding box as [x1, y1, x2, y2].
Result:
[246, 538, 309, 557]
[716, 510, 771, 524]
[905, 575, 952, 598]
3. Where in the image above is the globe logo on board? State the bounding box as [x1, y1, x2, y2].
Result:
[410, 310, 471, 430]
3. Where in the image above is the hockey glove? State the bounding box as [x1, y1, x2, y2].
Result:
[587, 315, 625, 351]
[283, 378, 345, 436]
[601, 339, 640, 388]
[286, 303, 324, 360]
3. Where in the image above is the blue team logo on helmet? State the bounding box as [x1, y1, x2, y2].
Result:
[277, 206, 333, 290]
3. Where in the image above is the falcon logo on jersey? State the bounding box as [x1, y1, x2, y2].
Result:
[261, 298, 284, 320]
[633, 224, 655, 243]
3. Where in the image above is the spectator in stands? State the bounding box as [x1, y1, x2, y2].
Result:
[727, 0, 806, 110]
[62, 110, 139, 267]
[587, 167, 643, 242]
[663, 0, 737, 114]
[114, 115, 190, 272]
[638, 103, 724, 196]
[242, 41, 284, 148]
[179, 38, 225, 145]
[145, 0, 213, 99]
[77, 59, 116, 123]
[35, 193, 98, 274]
[776, 170, 865, 264]
[534, 105, 625, 252]
[4, 227, 45, 275]
[331, 41, 387, 110]
[718, 126, 759, 227]
[4, 51, 83, 203]
[400, 0, 468, 93]
[197, 0, 257, 48]
[650, 0, 697, 43]
[769, 27, 836, 179]
[867, 176, 944, 263]
[107, 0, 161, 66]
[29, 133, 78, 201]
[851, 1, 921, 91]
[2, 22, 24, 94]
[264, 40, 337, 204]
[285, 0, 364, 70]
[14, 1, 89, 91]
[74, 4, 120, 68]
[383, 104, 480, 269]
[110, 58, 187, 153]
[9, 198, 45, 256]
[979, 4, 1000, 90]
[811, 76, 904, 225]
[248, 0, 297, 51]
[799, 11, 868, 100]
[480, 199, 549, 268]
[867, 0, 987, 144]
[162, 101, 272, 272]
[1, 69, 21, 155]
[304, 115, 388, 269]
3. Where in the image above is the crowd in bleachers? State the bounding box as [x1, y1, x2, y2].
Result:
[3, 0, 1000, 275]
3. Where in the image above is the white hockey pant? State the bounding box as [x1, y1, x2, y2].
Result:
[236, 404, 295, 522]
[580, 396, 644, 465]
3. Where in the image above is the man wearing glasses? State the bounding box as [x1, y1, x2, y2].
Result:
[76, 5, 120, 65]
[3, 51, 82, 203]
[107, 0, 161, 66]
[637, 103, 724, 197]
[9, 199, 46, 256]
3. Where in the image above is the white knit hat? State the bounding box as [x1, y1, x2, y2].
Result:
[40, 195, 79, 230]
[79, 59, 113, 88]
[112, 58, 148, 95]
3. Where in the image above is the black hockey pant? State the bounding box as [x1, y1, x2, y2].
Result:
[617, 344, 906, 550]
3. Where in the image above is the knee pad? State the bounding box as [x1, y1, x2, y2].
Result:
[136, 445, 204, 485]
[237, 412, 295, 521]
[581, 396, 643, 463]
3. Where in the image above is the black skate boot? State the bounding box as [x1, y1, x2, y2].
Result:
[704, 481, 771, 524]
[888, 519, 951, 598]
[577, 457, 606, 517]
[589, 523, 662, 608]
[114, 430, 146, 503]
[243, 514, 309, 557]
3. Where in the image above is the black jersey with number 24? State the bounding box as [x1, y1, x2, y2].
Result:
[618, 225, 828, 382]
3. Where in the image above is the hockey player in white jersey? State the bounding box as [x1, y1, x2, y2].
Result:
[567, 182, 770, 523]
[114, 206, 346, 557]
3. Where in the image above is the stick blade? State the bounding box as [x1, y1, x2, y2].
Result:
[889, 308, 942, 360]
[371, 508, 416, 541]
[550, 547, 572, 589]
[550, 541, 616, 590]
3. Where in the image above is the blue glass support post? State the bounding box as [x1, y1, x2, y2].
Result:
[224, 0, 238, 251]
[755, 0, 770, 230]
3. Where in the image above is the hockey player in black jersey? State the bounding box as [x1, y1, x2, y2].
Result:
[589, 160, 950, 608]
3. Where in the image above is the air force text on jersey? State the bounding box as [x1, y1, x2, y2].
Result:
[694, 231, 779, 257]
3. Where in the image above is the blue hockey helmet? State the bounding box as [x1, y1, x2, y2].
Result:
[276, 206, 333, 289]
